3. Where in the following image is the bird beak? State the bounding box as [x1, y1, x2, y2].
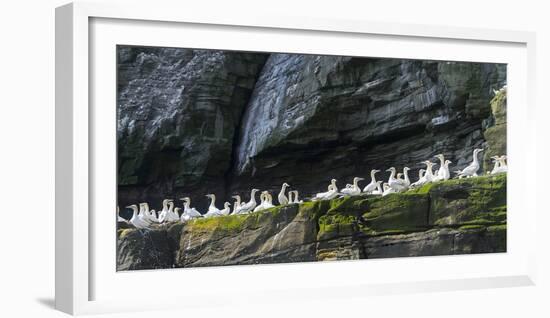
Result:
[386, 169, 391, 172]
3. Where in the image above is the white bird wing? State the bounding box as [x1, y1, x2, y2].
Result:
[459, 163, 478, 176]
[340, 187, 353, 195]
[363, 182, 377, 193]
[188, 208, 202, 217]
[315, 190, 330, 199]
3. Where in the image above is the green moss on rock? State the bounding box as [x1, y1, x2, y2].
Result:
[429, 174, 506, 226]
[361, 192, 430, 233]
[317, 214, 357, 240]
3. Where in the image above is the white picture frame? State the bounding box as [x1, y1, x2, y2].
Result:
[55, 1, 538, 315]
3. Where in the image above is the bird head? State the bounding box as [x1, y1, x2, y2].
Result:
[231, 195, 240, 199]
[445, 160, 452, 165]
[180, 197, 190, 202]
[355, 177, 365, 181]
[126, 204, 137, 210]
[205, 194, 214, 198]
[386, 167, 396, 173]
[435, 154, 444, 160]
[283, 183, 290, 187]
[403, 167, 410, 172]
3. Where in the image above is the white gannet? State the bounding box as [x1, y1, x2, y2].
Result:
[158, 199, 172, 223]
[149, 209, 160, 223]
[402, 167, 411, 188]
[254, 192, 268, 212]
[289, 190, 303, 204]
[489, 155, 500, 174]
[433, 154, 451, 181]
[231, 195, 242, 212]
[165, 200, 179, 222]
[220, 202, 231, 216]
[382, 183, 396, 196]
[433, 154, 445, 180]
[490, 155, 507, 174]
[235, 189, 260, 214]
[433, 156, 452, 181]
[117, 206, 128, 223]
[371, 181, 384, 195]
[277, 183, 290, 205]
[204, 194, 222, 218]
[410, 169, 426, 188]
[387, 167, 409, 192]
[138, 203, 153, 225]
[497, 155, 508, 173]
[340, 177, 364, 196]
[363, 169, 381, 193]
[173, 208, 181, 220]
[313, 179, 338, 201]
[127, 204, 149, 229]
[421, 160, 435, 183]
[264, 192, 275, 209]
[455, 148, 484, 178]
[254, 191, 275, 212]
[179, 197, 202, 221]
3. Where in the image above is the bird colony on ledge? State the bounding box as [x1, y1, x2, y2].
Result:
[118, 148, 508, 229]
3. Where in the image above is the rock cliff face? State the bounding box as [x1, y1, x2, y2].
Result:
[117, 47, 268, 214]
[117, 174, 506, 270]
[117, 47, 506, 213]
[230, 55, 506, 199]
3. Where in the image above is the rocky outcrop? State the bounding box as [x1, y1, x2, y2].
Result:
[117, 47, 506, 213]
[117, 174, 506, 270]
[117, 47, 268, 214]
[482, 89, 507, 169]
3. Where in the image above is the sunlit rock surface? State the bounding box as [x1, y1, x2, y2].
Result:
[117, 174, 506, 270]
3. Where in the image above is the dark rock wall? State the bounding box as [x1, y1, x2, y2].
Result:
[117, 47, 268, 213]
[117, 47, 506, 213]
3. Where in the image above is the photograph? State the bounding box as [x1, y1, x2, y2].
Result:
[115, 46, 507, 271]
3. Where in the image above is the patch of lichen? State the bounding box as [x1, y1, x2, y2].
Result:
[429, 174, 506, 226]
[490, 89, 507, 125]
[118, 228, 135, 239]
[186, 213, 253, 234]
[458, 224, 486, 231]
[185, 204, 297, 235]
[327, 196, 369, 217]
[298, 200, 331, 221]
[317, 214, 357, 240]
[361, 192, 430, 233]
[483, 89, 507, 170]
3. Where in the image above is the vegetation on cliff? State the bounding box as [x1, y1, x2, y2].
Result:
[117, 174, 506, 270]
